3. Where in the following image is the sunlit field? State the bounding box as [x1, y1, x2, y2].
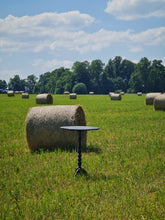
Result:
[0, 94, 165, 219]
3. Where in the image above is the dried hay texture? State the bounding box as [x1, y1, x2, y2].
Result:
[64, 91, 70, 95]
[70, 93, 77, 99]
[109, 93, 121, 100]
[22, 93, 29, 99]
[7, 90, 14, 97]
[137, 92, 142, 96]
[145, 93, 161, 105]
[154, 94, 165, 111]
[36, 94, 53, 104]
[26, 105, 86, 151]
[120, 92, 125, 95]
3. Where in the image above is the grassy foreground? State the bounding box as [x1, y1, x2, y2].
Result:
[0, 94, 165, 219]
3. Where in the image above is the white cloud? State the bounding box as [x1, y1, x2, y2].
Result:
[0, 11, 165, 55]
[105, 0, 165, 20]
[33, 59, 73, 72]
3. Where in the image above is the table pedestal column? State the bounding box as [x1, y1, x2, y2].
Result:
[75, 130, 82, 175]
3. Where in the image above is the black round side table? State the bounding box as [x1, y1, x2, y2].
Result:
[60, 126, 100, 175]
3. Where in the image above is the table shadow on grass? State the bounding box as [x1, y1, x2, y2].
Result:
[30, 143, 102, 154]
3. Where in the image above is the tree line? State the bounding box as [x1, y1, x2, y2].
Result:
[0, 56, 165, 94]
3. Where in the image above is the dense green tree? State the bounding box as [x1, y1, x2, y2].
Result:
[148, 60, 165, 92]
[8, 75, 26, 91]
[0, 80, 7, 93]
[72, 83, 87, 94]
[26, 74, 37, 93]
[104, 59, 114, 78]
[88, 59, 104, 93]
[72, 61, 90, 90]
[112, 56, 123, 78]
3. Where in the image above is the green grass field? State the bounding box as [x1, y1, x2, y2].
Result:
[0, 94, 165, 219]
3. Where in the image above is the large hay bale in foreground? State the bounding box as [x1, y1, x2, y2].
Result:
[145, 93, 161, 105]
[70, 93, 77, 99]
[109, 93, 121, 100]
[22, 93, 29, 99]
[26, 105, 86, 151]
[36, 94, 53, 104]
[154, 94, 165, 111]
[7, 90, 14, 97]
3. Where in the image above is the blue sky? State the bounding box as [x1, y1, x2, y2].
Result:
[0, 0, 165, 82]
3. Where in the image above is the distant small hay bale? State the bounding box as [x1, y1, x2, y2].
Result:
[89, 92, 94, 95]
[120, 92, 125, 95]
[70, 93, 77, 99]
[154, 94, 165, 111]
[145, 93, 161, 105]
[64, 91, 70, 95]
[36, 94, 53, 104]
[109, 92, 114, 96]
[22, 93, 29, 99]
[137, 92, 142, 96]
[7, 90, 14, 97]
[25, 105, 86, 151]
[109, 93, 121, 100]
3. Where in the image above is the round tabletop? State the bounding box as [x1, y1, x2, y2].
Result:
[60, 126, 100, 131]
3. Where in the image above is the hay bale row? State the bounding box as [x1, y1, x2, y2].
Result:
[36, 94, 53, 104]
[154, 94, 165, 111]
[145, 93, 161, 105]
[26, 105, 86, 151]
[109, 93, 121, 100]
[7, 90, 14, 97]
[70, 93, 77, 99]
[15, 91, 24, 94]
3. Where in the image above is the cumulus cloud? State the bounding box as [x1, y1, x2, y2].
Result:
[105, 0, 165, 20]
[0, 11, 165, 55]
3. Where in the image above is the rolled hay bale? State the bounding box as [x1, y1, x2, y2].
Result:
[145, 93, 161, 105]
[70, 93, 77, 99]
[36, 93, 53, 104]
[109, 93, 121, 100]
[120, 92, 125, 95]
[89, 91, 94, 95]
[137, 92, 142, 96]
[22, 93, 29, 99]
[154, 94, 165, 111]
[26, 105, 86, 151]
[7, 90, 14, 97]
[64, 91, 70, 95]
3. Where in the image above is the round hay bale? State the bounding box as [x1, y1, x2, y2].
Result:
[26, 105, 86, 151]
[36, 94, 53, 104]
[154, 94, 165, 111]
[137, 92, 142, 96]
[7, 90, 14, 97]
[70, 93, 77, 99]
[22, 93, 29, 99]
[64, 91, 70, 95]
[145, 93, 161, 105]
[109, 92, 114, 96]
[109, 93, 121, 100]
[120, 92, 125, 95]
